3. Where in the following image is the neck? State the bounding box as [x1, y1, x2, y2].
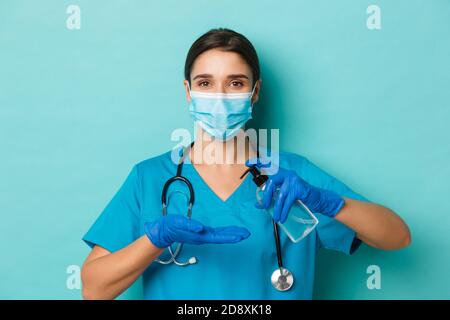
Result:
[190, 129, 257, 166]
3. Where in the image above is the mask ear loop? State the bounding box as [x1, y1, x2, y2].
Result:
[187, 82, 202, 140]
[187, 81, 192, 96]
[250, 82, 258, 107]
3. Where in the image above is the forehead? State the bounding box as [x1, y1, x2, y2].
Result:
[190, 49, 252, 78]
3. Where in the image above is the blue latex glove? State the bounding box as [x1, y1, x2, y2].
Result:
[144, 214, 251, 248]
[245, 159, 345, 223]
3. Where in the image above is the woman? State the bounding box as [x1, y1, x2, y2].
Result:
[81, 28, 411, 300]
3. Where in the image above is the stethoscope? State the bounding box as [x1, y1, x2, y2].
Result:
[155, 141, 294, 291]
[270, 220, 294, 291]
[154, 141, 197, 267]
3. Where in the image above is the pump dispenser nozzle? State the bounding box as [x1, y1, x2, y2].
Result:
[241, 162, 319, 245]
[240, 165, 268, 187]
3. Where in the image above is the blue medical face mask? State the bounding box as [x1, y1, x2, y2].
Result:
[187, 83, 257, 141]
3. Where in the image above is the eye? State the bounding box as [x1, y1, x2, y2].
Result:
[230, 81, 244, 88]
[198, 81, 210, 87]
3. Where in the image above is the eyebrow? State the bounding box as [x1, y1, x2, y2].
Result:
[192, 73, 249, 80]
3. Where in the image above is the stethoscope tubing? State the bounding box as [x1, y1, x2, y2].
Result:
[156, 142, 195, 266]
[155, 140, 293, 291]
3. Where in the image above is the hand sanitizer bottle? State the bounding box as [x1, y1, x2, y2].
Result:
[241, 165, 319, 243]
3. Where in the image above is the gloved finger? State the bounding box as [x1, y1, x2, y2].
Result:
[170, 215, 204, 233]
[173, 229, 211, 245]
[204, 227, 251, 244]
[180, 230, 242, 245]
[273, 178, 290, 222]
[261, 178, 276, 209]
[245, 157, 271, 168]
[280, 190, 297, 224]
[209, 226, 251, 238]
[245, 158, 257, 167]
[267, 170, 289, 186]
[175, 226, 250, 245]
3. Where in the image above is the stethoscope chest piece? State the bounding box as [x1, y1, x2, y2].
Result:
[271, 267, 294, 291]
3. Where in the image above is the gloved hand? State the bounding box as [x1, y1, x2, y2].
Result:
[246, 159, 345, 223]
[144, 214, 251, 248]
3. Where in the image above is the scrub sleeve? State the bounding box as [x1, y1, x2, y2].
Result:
[82, 165, 142, 253]
[291, 154, 371, 255]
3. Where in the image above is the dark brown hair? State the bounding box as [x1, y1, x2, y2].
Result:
[184, 28, 260, 86]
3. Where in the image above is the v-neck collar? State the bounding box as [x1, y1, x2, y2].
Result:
[182, 161, 254, 206]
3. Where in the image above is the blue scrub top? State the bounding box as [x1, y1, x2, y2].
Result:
[82, 148, 369, 300]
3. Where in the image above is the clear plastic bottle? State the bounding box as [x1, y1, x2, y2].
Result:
[241, 166, 319, 243]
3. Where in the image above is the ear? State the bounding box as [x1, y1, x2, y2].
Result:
[251, 79, 262, 105]
[184, 80, 191, 103]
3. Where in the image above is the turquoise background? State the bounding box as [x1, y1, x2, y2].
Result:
[1, 0, 449, 299]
